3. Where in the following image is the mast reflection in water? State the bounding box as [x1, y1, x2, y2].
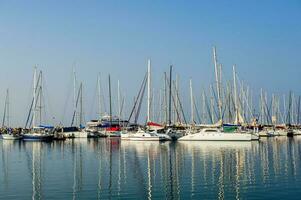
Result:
[1, 137, 301, 199]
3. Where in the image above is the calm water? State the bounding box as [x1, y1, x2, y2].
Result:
[1, 137, 301, 200]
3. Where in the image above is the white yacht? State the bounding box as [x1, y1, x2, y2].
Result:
[121, 129, 165, 141]
[178, 128, 256, 141]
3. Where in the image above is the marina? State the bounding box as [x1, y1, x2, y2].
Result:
[1, 47, 300, 142]
[1, 1, 301, 199]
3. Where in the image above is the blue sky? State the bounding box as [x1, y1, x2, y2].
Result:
[0, 0, 300, 126]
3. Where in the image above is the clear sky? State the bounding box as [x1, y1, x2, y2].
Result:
[0, 0, 300, 126]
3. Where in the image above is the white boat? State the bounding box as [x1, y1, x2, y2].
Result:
[121, 129, 164, 141]
[293, 129, 301, 136]
[151, 130, 172, 141]
[258, 130, 274, 137]
[1, 134, 22, 140]
[274, 129, 288, 136]
[178, 128, 254, 141]
[1, 90, 21, 140]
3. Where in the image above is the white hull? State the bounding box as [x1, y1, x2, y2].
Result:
[155, 133, 172, 141]
[121, 130, 164, 141]
[1, 134, 22, 140]
[62, 131, 87, 138]
[105, 131, 121, 137]
[124, 136, 162, 141]
[258, 131, 274, 137]
[293, 130, 301, 136]
[274, 130, 288, 136]
[178, 129, 253, 141]
[73, 131, 87, 138]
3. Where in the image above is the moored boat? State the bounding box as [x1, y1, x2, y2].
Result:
[121, 129, 165, 141]
[178, 128, 254, 141]
[1, 133, 22, 140]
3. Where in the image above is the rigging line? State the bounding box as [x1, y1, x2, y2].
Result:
[209, 85, 219, 121]
[2, 90, 8, 127]
[126, 72, 147, 125]
[25, 71, 42, 128]
[204, 91, 213, 124]
[71, 83, 82, 127]
[193, 95, 201, 124]
[165, 77, 186, 124]
[88, 80, 98, 120]
[135, 75, 147, 124]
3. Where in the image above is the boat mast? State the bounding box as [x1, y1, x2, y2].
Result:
[164, 73, 168, 124]
[108, 75, 112, 125]
[202, 90, 206, 124]
[32, 66, 37, 128]
[79, 82, 83, 127]
[190, 79, 194, 124]
[39, 71, 42, 126]
[97, 74, 102, 120]
[175, 74, 179, 123]
[168, 65, 172, 125]
[7, 89, 9, 127]
[233, 65, 239, 125]
[73, 68, 77, 126]
[213, 46, 222, 122]
[147, 59, 151, 122]
[117, 79, 121, 122]
[297, 96, 301, 125]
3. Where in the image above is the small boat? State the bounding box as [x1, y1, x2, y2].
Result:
[121, 129, 165, 141]
[1, 133, 22, 140]
[0, 90, 22, 140]
[104, 126, 121, 137]
[151, 130, 172, 141]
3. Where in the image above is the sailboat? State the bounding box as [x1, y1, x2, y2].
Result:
[57, 70, 87, 138]
[104, 75, 121, 137]
[22, 67, 54, 141]
[179, 47, 258, 141]
[121, 59, 167, 141]
[1, 89, 22, 140]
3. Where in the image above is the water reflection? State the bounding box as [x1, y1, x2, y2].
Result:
[1, 138, 301, 199]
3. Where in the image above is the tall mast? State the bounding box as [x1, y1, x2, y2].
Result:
[32, 66, 37, 128]
[108, 75, 112, 125]
[6, 89, 9, 127]
[164, 73, 168, 124]
[73, 68, 77, 126]
[39, 71, 42, 126]
[260, 88, 264, 124]
[168, 65, 172, 125]
[213, 46, 222, 121]
[233, 65, 239, 124]
[297, 96, 301, 125]
[190, 79, 194, 124]
[117, 80, 121, 121]
[147, 59, 151, 122]
[79, 82, 83, 127]
[210, 84, 215, 123]
[97, 74, 102, 120]
[202, 90, 206, 124]
[175, 74, 179, 123]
